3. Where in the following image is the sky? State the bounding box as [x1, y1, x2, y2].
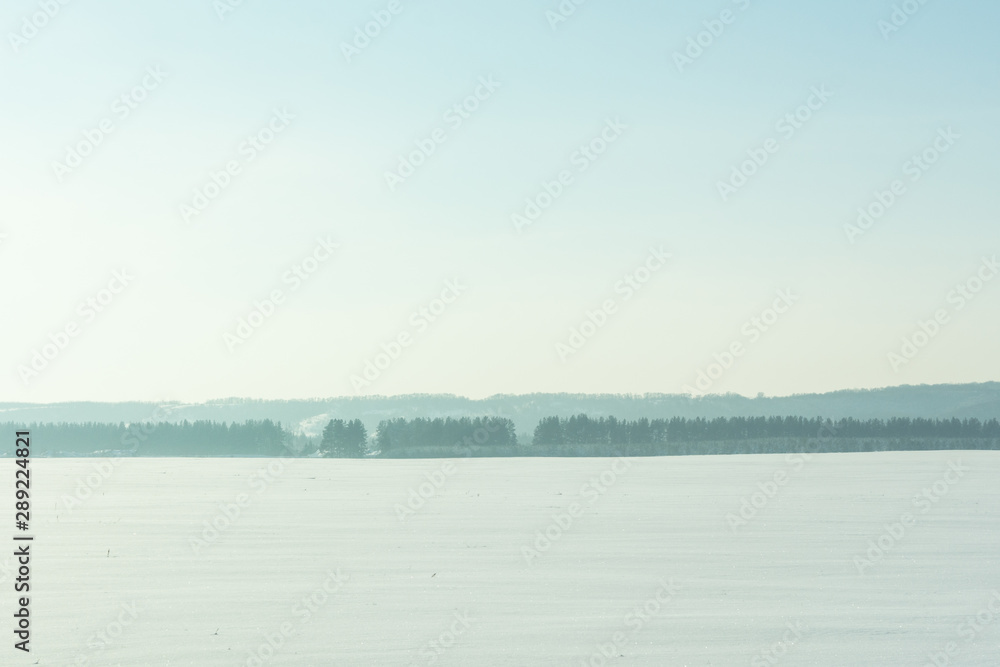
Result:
[0, 0, 997, 403]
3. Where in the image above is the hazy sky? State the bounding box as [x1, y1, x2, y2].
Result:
[1, 0, 997, 403]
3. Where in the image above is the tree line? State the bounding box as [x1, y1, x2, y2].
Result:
[532, 414, 1000, 445]
[1, 414, 997, 458]
[373, 417, 517, 456]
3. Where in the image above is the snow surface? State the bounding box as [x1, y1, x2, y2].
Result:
[4, 451, 1000, 666]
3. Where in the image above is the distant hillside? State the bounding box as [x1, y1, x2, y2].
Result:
[2, 382, 999, 440]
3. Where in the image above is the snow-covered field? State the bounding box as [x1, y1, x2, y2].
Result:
[4, 452, 1000, 666]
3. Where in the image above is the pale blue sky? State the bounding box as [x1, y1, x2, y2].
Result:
[1, 0, 998, 402]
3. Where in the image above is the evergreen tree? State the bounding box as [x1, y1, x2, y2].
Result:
[321, 419, 368, 457]
[344, 419, 368, 457]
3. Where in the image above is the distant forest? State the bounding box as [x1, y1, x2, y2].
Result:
[4, 383, 1000, 440]
[533, 414, 1000, 444]
[2, 414, 998, 458]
